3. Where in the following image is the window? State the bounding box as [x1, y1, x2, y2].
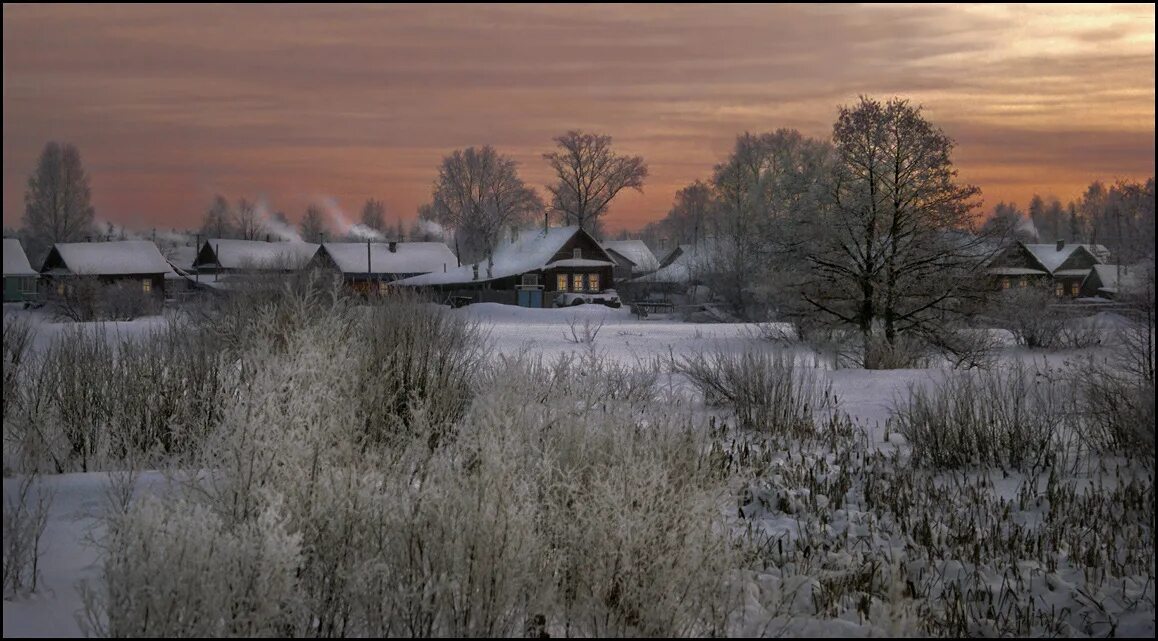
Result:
[1056, 283, 1065, 297]
[378, 281, 389, 295]
[1001, 278, 1010, 289]
[1070, 282, 1079, 297]
[587, 273, 600, 292]
[142, 278, 152, 293]
[521, 273, 539, 287]
[1019, 278, 1028, 288]
[557, 273, 569, 291]
[573, 248, 582, 259]
[572, 273, 584, 291]
[57, 282, 65, 296]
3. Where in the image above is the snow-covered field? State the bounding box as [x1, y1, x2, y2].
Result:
[3, 303, 1154, 637]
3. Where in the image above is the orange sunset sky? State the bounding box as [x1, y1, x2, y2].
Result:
[3, 4, 1154, 235]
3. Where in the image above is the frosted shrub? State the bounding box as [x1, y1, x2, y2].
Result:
[353, 294, 489, 449]
[2, 313, 35, 420]
[1071, 357, 1155, 459]
[81, 494, 302, 638]
[674, 348, 831, 435]
[991, 285, 1065, 349]
[2, 473, 51, 598]
[892, 364, 1068, 471]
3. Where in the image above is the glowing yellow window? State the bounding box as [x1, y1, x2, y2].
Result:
[587, 273, 600, 292]
[557, 273, 569, 291]
[1055, 283, 1064, 297]
[572, 274, 584, 291]
[142, 278, 152, 293]
[1001, 278, 1010, 289]
[1070, 282, 1079, 297]
[1019, 278, 1027, 288]
[57, 283, 65, 296]
[378, 281, 389, 295]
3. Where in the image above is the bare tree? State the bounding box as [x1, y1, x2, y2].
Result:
[800, 97, 987, 355]
[361, 199, 387, 234]
[980, 202, 1035, 243]
[201, 195, 233, 239]
[22, 141, 96, 259]
[299, 205, 328, 243]
[543, 131, 647, 237]
[234, 198, 263, 240]
[427, 146, 543, 263]
[660, 181, 714, 246]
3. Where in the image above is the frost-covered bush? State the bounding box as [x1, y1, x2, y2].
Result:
[98, 281, 159, 321]
[860, 334, 930, 370]
[81, 494, 302, 638]
[353, 293, 489, 449]
[892, 364, 1069, 471]
[674, 348, 831, 435]
[2, 473, 51, 598]
[991, 285, 1065, 349]
[1070, 357, 1155, 459]
[2, 313, 35, 421]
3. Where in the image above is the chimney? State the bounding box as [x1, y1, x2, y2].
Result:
[265, 234, 270, 243]
[388, 241, 397, 253]
[1056, 239, 1065, 251]
[472, 263, 479, 281]
[320, 231, 326, 244]
[544, 212, 549, 235]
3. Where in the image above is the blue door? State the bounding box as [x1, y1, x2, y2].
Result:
[517, 289, 542, 308]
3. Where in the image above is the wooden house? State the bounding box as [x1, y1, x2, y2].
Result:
[309, 241, 458, 295]
[394, 225, 616, 308]
[987, 240, 1108, 298]
[39, 240, 173, 300]
[3, 238, 39, 303]
[192, 239, 319, 279]
[602, 240, 660, 279]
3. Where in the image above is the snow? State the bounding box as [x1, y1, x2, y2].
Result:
[989, 266, 1048, 276]
[47, 241, 173, 276]
[199, 239, 319, 270]
[629, 245, 707, 284]
[4, 304, 1153, 638]
[3, 238, 38, 276]
[319, 241, 457, 275]
[541, 258, 614, 269]
[602, 240, 660, 272]
[395, 226, 603, 286]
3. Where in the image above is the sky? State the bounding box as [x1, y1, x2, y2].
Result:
[3, 4, 1154, 235]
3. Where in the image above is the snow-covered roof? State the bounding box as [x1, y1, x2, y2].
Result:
[3, 239, 37, 276]
[629, 244, 711, 284]
[1054, 268, 1093, 278]
[45, 240, 174, 276]
[199, 239, 319, 270]
[396, 226, 596, 287]
[1023, 243, 1107, 274]
[1086, 264, 1148, 295]
[162, 245, 199, 272]
[602, 240, 659, 272]
[319, 242, 457, 275]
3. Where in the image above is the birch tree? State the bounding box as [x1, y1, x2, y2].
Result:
[22, 141, 96, 258]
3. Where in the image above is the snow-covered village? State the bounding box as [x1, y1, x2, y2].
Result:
[2, 4, 1155, 638]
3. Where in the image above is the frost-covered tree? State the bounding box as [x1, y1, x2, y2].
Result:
[705, 130, 833, 320]
[22, 141, 96, 258]
[981, 202, 1035, 243]
[427, 146, 543, 263]
[543, 131, 647, 237]
[200, 195, 234, 239]
[800, 97, 987, 353]
[299, 205, 328, 243]
[360, 199, 387, 234]
[234, 198, 263, 240]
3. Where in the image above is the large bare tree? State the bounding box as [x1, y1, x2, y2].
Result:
[427, 146, 543, 263]
[543, 131, 647, 237]
[361, 199, 387, 234]
[22, 141, 96, 258]
[801, 96, 986, 353]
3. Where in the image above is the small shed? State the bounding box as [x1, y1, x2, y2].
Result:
[193, 239, 319, 276]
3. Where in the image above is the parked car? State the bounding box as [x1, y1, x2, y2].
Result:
[554, 289, 621, 308]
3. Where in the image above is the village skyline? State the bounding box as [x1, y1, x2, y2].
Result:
[3, 4, 1155, 234]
